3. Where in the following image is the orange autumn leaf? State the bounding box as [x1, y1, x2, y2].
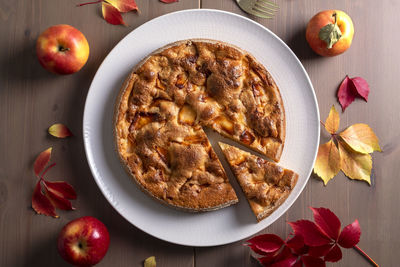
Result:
[338, 141, 372, 184]
[48, 123, 73, 138]
[33, 147, 52, 176]
[107, 0, 138, 12]
[314, 139, 340, 185]
[339, 123, 381, 154]
[102, 1, 125, 25]
[325, 105, 340, 134]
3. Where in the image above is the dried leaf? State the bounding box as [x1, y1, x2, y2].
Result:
[351, 77, 370, 101]
[324, 244, 342, 262]
[247, 234, 284, 254]
[33, 147, 52, 176]
[102, 2, 125, 25]
[324, 105, 339, 134]
[144, 256, 156, 267]
[338, 219, 361, 248]
[339, 123, 381, 154]
[288, 220, 331, 246]
[44, 181, 77, 199]
[44, 185, 75, 210]
[337, 75, 370, 111]
[48, 123, 73, 138]
[302, 255, 326, 267]
[107, 0, 138, 12]
[338, 141, 372, 184]
[313, 140, 340, 185]
[32, 180, 58, 218]
[310, 207, 341, 240]
[160, 0, 178, 3]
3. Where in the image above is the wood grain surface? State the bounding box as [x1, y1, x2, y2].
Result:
[1, 0, 399, 266]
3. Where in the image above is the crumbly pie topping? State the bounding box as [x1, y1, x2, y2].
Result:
[115, 39, 286, 211]
[219, 143, 298, 221]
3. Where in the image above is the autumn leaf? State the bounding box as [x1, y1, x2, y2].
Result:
[338, 141, 372, 184]
[310, 207, 341, 240]
[288, 220, 331, 246]
[107, 0, 138, 12]
[324, 105, 340, 134]
[339, 123, 381, 154]
[337, 75, 370, 111]
[144, 256, 156, 267]
[33, 147, 52, 176]
[246, 234, 284, 254]
[102, 2, 125, 25]
[48, 123, 73, 138]
[338, 219, 361, 248]
[32, 180, 58, 217]
[160, 0, 178, 3]
[44, 181, 77, 199]
[314, 140, 340, 185]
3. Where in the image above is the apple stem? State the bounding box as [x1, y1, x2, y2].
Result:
[76, 0, 102, 7]
[333, 12, 337, 24]
[40, 163, 56, 180]
[354, 245, 379, 267]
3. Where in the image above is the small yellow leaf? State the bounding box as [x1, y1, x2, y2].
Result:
[339, 123, 381, 154]
[313, 139, 340, 185]
[338, 140, 372, 185]
[325, 105, 340, 134]
[144, 256, 156, 267]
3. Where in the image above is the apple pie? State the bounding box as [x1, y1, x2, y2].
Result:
[114, 39, 287, 211]
[219, 143, 298, 221]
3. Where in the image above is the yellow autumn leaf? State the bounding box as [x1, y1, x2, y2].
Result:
[324, 105, 340, 134]
[144, 256, 156, 267]
[338, 140, 372, 185]
[339, 123, 381, 154]
[314, 139, 340, 185]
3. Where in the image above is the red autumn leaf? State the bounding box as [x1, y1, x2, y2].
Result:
[44, 181, 77, 199]
[107, 0, 138, 12]
[48, 123, 73, 138]
[247, 234, 284, 254]
[102, 1, 125, 25]
[160, 0, 178, 3]
[32, 180, 58, 218]
[324, 244, 342, 262]
[44, 187, 75, 210]
[288, 220, 331, 246]
[286, 234, 304, 251]
[302, 255, 326, 267]
[308, 244, 333, 257]
[351, 77, 369, 101]
[337, 75, 370, 111]
[338, 219, 361, 248]
[270, 256, 298, 267]
[33, 147, 52, 176]
[310, 207, 341, 240]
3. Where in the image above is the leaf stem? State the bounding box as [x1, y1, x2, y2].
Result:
[353, 245, 379, 267]
[40, 163, 56, 180]
[76, 0, 102, 7]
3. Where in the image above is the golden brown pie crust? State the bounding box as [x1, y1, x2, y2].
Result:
[114, 39, 286, 212]
[219, 143, 298, 221]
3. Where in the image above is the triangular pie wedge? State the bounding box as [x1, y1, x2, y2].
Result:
[219, 142, 298, 221]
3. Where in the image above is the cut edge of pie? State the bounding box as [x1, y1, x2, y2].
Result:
[114, 39, 286, 212]
[219, 142, 298, 221]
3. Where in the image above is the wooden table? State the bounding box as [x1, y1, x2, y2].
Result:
[1, 0, 399, 266]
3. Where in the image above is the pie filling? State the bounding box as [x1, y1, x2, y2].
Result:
[115, 39, 290, 212]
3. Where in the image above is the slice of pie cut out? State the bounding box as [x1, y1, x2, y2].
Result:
[114, 39, 288, 212]
[219, 142, 298, 221]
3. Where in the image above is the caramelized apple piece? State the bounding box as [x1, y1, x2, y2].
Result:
[184, 135, 207, 144]
[175, 73, 187, 89]
[252, 83, 264, 97]
[178, 105, 197, 125]
[156, 146, 169, 165]
[156, 79, 166, 90]
[131, 112, 161, 130]
[215, 115, 234, 135]
[240, 130, 255, 145]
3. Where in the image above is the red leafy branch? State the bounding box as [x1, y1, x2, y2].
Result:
[246, 207, 378, 267]
[31, 147, 77, 218]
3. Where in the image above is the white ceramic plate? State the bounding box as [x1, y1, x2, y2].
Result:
[83, 9, 319, 247]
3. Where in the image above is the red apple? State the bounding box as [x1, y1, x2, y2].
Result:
[57, 216, 110, 266]
[36, 24, 89, 74]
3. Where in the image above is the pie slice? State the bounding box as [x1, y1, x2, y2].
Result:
[219, 142, 298, 221]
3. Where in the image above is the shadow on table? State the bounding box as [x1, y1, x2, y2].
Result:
[286, 27, 321, 62]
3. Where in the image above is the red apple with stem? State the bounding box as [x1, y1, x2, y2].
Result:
[57, 216, 110, 266]
[36, 24, 89, 75]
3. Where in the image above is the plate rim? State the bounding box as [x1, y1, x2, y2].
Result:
[83, 8, 320, 247]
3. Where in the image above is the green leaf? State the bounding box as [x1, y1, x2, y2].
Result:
[319, 14, 342, 49]
[144, 256, 156, 267]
